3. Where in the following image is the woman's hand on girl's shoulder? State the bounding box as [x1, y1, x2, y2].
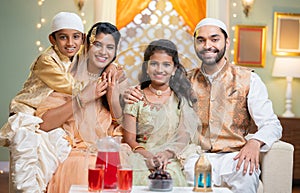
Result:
[123, 85, 143, 104]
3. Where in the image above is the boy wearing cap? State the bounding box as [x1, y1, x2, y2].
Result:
[9, 11, 85, 116]
[0, 11, 85, 192]
[184, 18, 282, 193]
[1, 11, 84, 147]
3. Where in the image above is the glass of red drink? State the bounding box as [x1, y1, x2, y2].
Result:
[96, 151, 120, 189]
[117, 164, 133, 192]
[88, 164, 105, 192]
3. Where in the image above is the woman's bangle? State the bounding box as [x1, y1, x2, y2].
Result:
[75, 94, 83, 108]
[132, 145, 145, 152]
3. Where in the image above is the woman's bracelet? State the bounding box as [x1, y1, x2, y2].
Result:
[75, 94, 83, 108]
[112, 116, 123, 124]
[132, 145, 145, 152]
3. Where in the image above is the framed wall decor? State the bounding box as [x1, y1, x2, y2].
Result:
[234, 25, 267, 67]
[272, 12, 300, 56]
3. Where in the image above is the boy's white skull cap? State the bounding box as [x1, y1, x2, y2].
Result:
[51, 12, 84, 34]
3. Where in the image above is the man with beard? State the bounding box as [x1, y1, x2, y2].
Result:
[183, 18, 282, 193]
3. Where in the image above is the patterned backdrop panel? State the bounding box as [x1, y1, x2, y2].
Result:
[116, 0, 201, 86]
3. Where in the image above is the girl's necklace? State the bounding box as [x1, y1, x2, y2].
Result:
[148, 84, 171, 97]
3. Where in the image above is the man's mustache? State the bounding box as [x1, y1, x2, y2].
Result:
[199, 48, 219, 54]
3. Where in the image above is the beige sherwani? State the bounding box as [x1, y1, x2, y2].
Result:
[185, 61, 282, 193]
[9, 46, 76, 115]
[188, 61, 254, 152]
[1, 46, 78, 146]
[185, 62, 261, 193]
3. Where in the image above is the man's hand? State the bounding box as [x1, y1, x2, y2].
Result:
[123, 85, 143, 104]
[234, 139, 263, 175]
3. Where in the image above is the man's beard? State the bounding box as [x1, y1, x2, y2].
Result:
[196, 45, 226, 66]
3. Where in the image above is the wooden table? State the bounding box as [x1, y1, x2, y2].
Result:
[278, 117, 300, 181]
[69, 185, 233, 193]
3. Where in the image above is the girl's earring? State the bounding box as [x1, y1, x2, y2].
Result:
[171, 74, 175, 81]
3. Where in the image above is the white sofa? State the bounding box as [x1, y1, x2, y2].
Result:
[8, 140, 294, 193]
[257, 140, 294, 193]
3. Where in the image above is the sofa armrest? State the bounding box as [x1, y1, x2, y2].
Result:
[260, 140, 294, 193]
